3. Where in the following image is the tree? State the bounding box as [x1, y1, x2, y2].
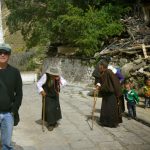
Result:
[5, 0, 130, 57]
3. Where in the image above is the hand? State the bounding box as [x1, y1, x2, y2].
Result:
[40, 90, 46, 97]
[96, 83, 101, 87]
[96, 85, 100, 90]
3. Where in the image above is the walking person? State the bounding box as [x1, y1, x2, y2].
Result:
[92, 59, 125, 113]
[95, 61, 122, 128]
[37, 66, 62, 131]
[143, 77, 150, 108]
[0, 43, 23, 150]
[123, 80, 139, 119]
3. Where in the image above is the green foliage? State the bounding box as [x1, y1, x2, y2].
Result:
[5, 0, 130, 57]
[53, 4, 125, 56]
[5, 0, 69, 47]
[26, 59, 37, 71]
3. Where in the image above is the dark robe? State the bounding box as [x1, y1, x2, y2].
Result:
[42, 74, 62, 125]
[99, 69, 122, 127]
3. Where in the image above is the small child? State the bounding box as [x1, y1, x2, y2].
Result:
[123, 80, 139, 119]
[143, 77, 150, 108]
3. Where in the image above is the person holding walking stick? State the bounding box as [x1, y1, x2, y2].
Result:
[37, 66, 62, 131]
[96, 61, 123, 128]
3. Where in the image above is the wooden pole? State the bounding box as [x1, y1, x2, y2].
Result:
[91, 91, 97, 130]
[42, 96, 46, 132]
[142, 43, 148, 58]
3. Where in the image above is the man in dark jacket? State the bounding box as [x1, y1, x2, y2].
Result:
[0, 43, 23, 150]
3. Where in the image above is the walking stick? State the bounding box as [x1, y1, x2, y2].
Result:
[42, 96, 46, 132]
[91, 91, 98, 130]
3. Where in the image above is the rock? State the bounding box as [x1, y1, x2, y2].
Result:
[121, 62, 134, 78]
[138, 67, 144, 73]
[144, 35, 150, 44]
[134, 58, 143, 64]
[119, 58, 128, 66]
[131, 61, 146, 71]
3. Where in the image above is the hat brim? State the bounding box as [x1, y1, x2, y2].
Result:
[46, 70, 60, 76]
[0, 43, 11, 53]
[0, 47, 11, 53]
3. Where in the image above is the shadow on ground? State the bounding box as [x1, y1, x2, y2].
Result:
[13, 142, 37, 150]
[13, 142, 24, 150]
[35, 119, 42, 125]
[137, 104, 145, 108]
[86, 115, 100, 130]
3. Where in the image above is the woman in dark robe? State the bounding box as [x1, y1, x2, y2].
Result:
[37, 67, 62, 131]
[96, 61, 122, 128]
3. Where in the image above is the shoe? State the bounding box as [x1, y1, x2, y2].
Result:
[47, 126, 54, 131]
[128, 117, 131, 120]
[54, 123, 59, 128]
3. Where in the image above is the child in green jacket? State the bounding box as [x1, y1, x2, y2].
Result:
[123, 80, 139, 119]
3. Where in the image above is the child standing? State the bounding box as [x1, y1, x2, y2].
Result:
[143, 77, 150, 108]
[123, 80, 139, 119]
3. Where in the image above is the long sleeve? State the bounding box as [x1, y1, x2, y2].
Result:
[133, 90, 139, 103]
[36, 74, 47, 93]
[100, 70, 122, 97]
[12, 70, 23, 114]
[60, 76, 67, 87]
[110, 72, 122, 97]
[0, 65, 23, 114]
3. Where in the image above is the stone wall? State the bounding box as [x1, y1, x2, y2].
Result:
[41, 57, 94, 84]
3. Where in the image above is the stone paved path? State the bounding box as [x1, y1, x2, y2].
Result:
[12, 84, 150, 150]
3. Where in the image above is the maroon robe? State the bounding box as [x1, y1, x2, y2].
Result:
[99, 69, 122, 127]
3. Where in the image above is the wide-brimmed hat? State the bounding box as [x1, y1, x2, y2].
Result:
[0, 43, 11, 53]
[46, 67, 60, 76]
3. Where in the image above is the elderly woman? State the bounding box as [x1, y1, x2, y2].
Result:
[37, 67, 62, 131]
[96, 61, 123, 128]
